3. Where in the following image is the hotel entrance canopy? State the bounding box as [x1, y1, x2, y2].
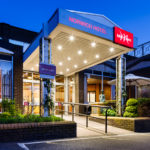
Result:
[23, 9, 135, 76]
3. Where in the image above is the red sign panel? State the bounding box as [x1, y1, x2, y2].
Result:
[114, 27, 133, 48]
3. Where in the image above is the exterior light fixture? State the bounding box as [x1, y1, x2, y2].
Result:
[83, 60, 87, 64]
[74, 65, 78, 68]
[57, 45, 62, 51]
[31, 67, 34, 71]
[67, 57, 71, 61]
[60, 72, 63, 75]
[109, 47, 114, 52]
[66, 68, 70, 72]
[36, 64, 39, 67]
[59, 62, 63, 66]
[91, 42, 96, 47]
[69, 35, 75, 41]
[78, 50, 82, 55]
[95, 54, 99, 59]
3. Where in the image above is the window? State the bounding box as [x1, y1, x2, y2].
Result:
[88, 91, 96, 103]
[0, 59, 12, 101]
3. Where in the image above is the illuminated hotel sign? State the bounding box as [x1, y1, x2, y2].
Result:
[69, 17, 106, 34]
[59, 9, 113, 41]
[114, 27, 133, 48]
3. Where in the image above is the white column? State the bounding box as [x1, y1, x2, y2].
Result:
[116, 55, 126, 116]
[84, 74, 88, 104]
[64, 77, 69, 115]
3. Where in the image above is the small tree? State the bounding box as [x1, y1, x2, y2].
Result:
[43, 79, 54, 116]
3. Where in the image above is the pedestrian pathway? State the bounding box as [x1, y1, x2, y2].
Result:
[59, 115, 133, 137]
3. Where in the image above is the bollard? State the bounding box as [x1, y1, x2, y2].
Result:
[105, 109, 108, 133]
[86, 106, 89, 128]
[61, 103, 63, 119]
[72, 104, 75, 122]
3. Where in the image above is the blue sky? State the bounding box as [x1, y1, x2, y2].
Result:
[0, 0, 150, 44]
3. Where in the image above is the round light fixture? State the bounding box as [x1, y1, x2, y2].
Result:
[78, 50, 82, 55]
[74, 65, 78, 68]
[95, 54, 99, 59]
[69, 35, 75, 41]
[57, 45, 62, 51]
[59, 62, 63, 66]
[91, 42, 96, 47]
[109, 47, 114, 52]
[66, 68, 70, 72]
[83, 60, 87, 64]
[67, 57, 71, 61]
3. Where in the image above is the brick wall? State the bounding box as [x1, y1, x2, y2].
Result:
[90, 116, 150, 132]
[0, 121, 76, 142]
[0, 41, 23, 110]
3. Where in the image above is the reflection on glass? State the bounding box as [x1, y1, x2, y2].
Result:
[56, 75, 64, 83]
[23, 72, 32, 80]
[56, 85, 64, 102]
[33, 73, 40, 80]
[33, 83, 40, 105]
[0, 60, 12, 100]
[88, 91, 96, 103]
[23, 82, 32, 103]
[23, 72, 40, 114]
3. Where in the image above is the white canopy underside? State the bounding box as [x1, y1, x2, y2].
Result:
[23, 24, 133, 76]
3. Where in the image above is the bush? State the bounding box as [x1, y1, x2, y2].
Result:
[0, 112, 11, 118]
[123, 112, 138, 117]
[125, 106, 137, 113]
[126, 98, 138, 106]
[1, 99, 21, 116]
[123, 98, 138, 117]
[0, 114, 63, 124]
[137, 98, 150, 105]
[102, 109, 116, 116]
[137, 98, 150, 117]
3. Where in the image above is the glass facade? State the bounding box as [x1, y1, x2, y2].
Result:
[0, 59, 13, 101]
[23, 73, 67, 114]
[23, 72, 40, 114]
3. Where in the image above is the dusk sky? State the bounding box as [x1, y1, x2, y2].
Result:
[0, 0, 150, 45]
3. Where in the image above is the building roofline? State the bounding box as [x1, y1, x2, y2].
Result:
[66, 9, 121, 28]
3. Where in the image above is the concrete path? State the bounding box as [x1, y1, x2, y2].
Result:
[59, 115, 133, 137]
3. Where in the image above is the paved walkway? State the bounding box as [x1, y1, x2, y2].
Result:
[58, 115, 133, 137]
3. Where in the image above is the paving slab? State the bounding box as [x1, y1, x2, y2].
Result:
[60, 115, 133, 137]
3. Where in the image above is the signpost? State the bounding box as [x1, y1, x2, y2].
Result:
[39, 37, 56, 116]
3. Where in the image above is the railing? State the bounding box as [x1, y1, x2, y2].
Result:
[54, 102, 111, 133]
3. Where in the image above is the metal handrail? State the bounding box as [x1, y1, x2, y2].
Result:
[54, 101, 111, 133]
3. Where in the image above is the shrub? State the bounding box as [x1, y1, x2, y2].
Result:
[123, 98, 138, 117]
[1, 99, 21, 116]
[125, 106, 137, 113]
[137, 98, 150, 117]
[123, 112, 138, 117]
[103, 100, 116, 109]
[0, 112, 11, 118]
[102, 109, 116, 116]
[126, 98, 138, 106]
[137, 98, 150, 105]
[0, 114, 63, 124]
